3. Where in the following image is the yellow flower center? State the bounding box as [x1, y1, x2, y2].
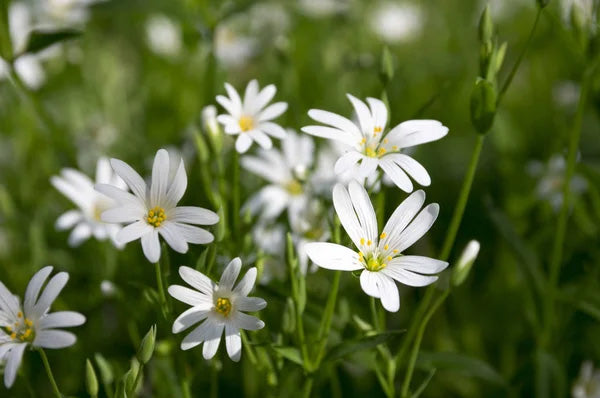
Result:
[360, 252, 387, 272]
[285, 180, 303, 196]
[239, 115, 254, 132]
[146, 206, 166, 228]
[215, 297, 232, 317]
[5, 313, 35, 343]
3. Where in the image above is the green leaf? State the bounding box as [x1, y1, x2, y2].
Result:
[325, 330, 405, 363]
[21, 29, 81, 57]
[416, 351, 507, 387]
[272, 346, 304, 366]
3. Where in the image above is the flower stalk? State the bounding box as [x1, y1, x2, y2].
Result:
[38, 348, 62, 398]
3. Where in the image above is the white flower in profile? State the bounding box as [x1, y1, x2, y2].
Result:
[0, 266, 86, 388]
[573, 361, 600, 398]
[145, 14, 182, 58]
[305, 181, 448, 312]
[168, 258, 266, 362]
[369, 2, 423, 44]
[51, 157, 127, 248]
[95, 149, 219, 263]
[216, 80, 288, 153]
[302, 95, 448, 192]
[241, 130, 312, 221]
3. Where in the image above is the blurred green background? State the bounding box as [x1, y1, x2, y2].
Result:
[0, 0, 599, 397]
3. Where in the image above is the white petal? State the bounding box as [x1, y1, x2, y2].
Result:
[94, 184, 140, 207]
[243, 79, 259, 112]
[386, 154, 431, 186]
[233, 268, 257, 296]
[249, 129, 273, 149]
[235, 297, 267, 312]
[95, 157, 112, 184]
[202, 322, 224, 360]
[4, 343, 26, 388]
[346, 94, 373, 134]
[258, 102, 287, 122]
[259, 122, 286, 138]
[377, 274, 400, 312]
[386, 119, 449, 149]
[170, 206, 219, 225]
[24, 266, 53, 317]
[150, 149, 170, 207]
[166, 159, 187, 207]
[394, 203, 439, 253]
[380, 190, 425, 252]
[348, 180, 378, 244]
[220, 258, 241, 291]
[301, 125, 356, 146]
[168, 285, 212, 306]
[252, 83, 276, 113]
[382, 265, 438, 287]
[307, 109, 361, 138]
[178, 266, 215, 295]
[141, 229, 161, 263]
[101, 205, 145, 223]
[159, 222, 188, 254]
[181, 319, 211, 350]
[235, 134, 253, 153]
[37, 311, 86, 330]
[172, 307, 210, 334]
[366, 97, 388, 132]
[116, 221, 153, 244]
[34, 330, 76, 348]
[224, 83, 243, 114]
[332, 183, 365, 249]
[358, 157, 379, 180]
[388, 256, 448, 274]
[304, 242, 362, 271]
[232, 312, 264, 331]
[334, 151, 363, 175]
[110, 158, 147, 201]
[216, 94, 240, 118]
[172, 223, 214, 244]
[50, 174, 92, 210]
[225, 324, 242, 362]
[360, 270, 380, 298]
[241, 155, 288, 184]
[242, 186, 289, 221]
[379, 158, 413, 192]
[32, 272, 69, 319]
[68, 223, 92, 247]
[55, 210, 82, 231]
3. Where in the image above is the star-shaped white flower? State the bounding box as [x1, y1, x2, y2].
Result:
[51, 157, 127, 248]
[95, 149, 219, 263]
[305, 181, 448, 312]
[241, 130, 313, 222]
[0, 266, 86, 388]
[168, 258, 266, 362]
[216, 79, 288, 153]
[302, 95, 448, 192]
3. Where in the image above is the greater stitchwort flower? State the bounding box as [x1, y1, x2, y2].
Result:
[0, 266, 86, 388]
[51, 157, 127, 248]
[305, 181, 448, 312]
[302, 95, 448, 192]
[168, 258, 266, 361]
[216, 80, 288, 153]
[96, 149, 219, 263]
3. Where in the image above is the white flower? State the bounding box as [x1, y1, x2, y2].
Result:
[369, 2, 423, 44]
[0, 266, 86, 388]
[290, 199, 331, 274]
[241, 130, 312, 221]
[95, 149, 219, 263]
[216, 80, 288, 153]
[302, 95, 448, 192]
[214, 24, 257, 68]
[298, 0, 348, 18]
[305, 181, 448, 312]
[51, 157, 127, 248]
[145, 14, 182, 57]
[573, 361, 600, 398]
[202, 105, 221, 138]
[168, 258, 266, 362]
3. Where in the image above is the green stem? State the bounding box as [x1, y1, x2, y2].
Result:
[496, 7, 542, 104]
[130, 363, 144, 396]
[232, 151, 241, 237]
[313, 271, 341, 368]
[370, 297, 381, 331]
[38, 348, 62, 398]
[302, 376, 314, 398]
[241, 330, 259, 365]
[400, 291, 449, 398]
[154, 261, 168, 316]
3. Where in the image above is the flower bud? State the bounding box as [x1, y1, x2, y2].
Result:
[94, 353, 114, 385]
[85, 359, 99, 397]
[380, 46, 394, 84]
[478, 5, 493, 43]
[202, 105, 223, 153]
[470, 78, 497, 134]
[137, 325, 157, 365]
[451, 240, 480, 286]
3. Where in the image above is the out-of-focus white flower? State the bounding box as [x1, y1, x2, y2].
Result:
[40, 0, 98, 27]
[302, 95, 448, 192]
[298, 0, 348, 18]
[290, 199, 331, 274]
[561, 0, 594, 29]
[202, 105, 221, 139]
[214, 24, 257, 68]
[369, 2, 423, 44]
[573, 361, 600, 398]
[553, 81, 580, 109]
[452, 240, 480, 286]
[248, 3, 290, 37]
[216, 80, 288, 153]
[0, 266, 86, 388]
[145, 14, 182, 58]
[100, 280, 116, 297]
[241, 130, 312, 221]
[95, 149, 219, 263]
[168, 258, 266, 361]
[51, 157, 127, 248]
[528, 154, 587, 211]
[305, 181, 447, 312]
[251, 223, 287, 283]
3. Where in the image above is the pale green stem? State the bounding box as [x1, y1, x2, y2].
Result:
[241, 330, 259, 365]
[38, 348, 62, 398]
[130, 363, 144, 396]
[154, 261, 168, 317]
[313, 270, 341, 368]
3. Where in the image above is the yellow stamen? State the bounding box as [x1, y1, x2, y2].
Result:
[367, 240, 372, 246]
[384, 244, 389, 250]
[377, 147, 386, 156]
[239, 115, 254, 132]
[360, 238, 365, 245]
[10, 332, 16, 340]
[215, 297, 232, 317]
[365, 147, 377, 158]
[25, 319, 33, 327]
[392, 145, 398, 151]
[17, 312, 22, 318]
[285, 180, 303, 196]
[387, 256, 392, 261]
[380, 232, 387, 239]
[383, 139, 388, 144]
[374, 126, 382, 133]
[360, 138, 367, 144]
[146, 206, 166, 228]
[393, 249, 399, 253]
